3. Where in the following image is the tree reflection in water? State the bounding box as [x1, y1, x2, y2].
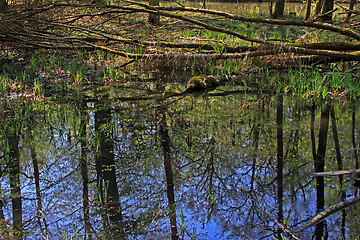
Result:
[0, 95, 359, 239]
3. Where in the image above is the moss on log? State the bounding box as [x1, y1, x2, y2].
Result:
[186, 75, 220, 91]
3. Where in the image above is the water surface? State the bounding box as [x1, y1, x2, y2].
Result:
[0, 88, 360, 239]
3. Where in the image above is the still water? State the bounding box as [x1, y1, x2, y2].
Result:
[0, 88, 359, 239]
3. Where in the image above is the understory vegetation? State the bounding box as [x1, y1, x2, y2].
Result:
[1, 0, 360, 103]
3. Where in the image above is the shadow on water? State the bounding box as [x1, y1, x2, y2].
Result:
[0, 83, 360, 239]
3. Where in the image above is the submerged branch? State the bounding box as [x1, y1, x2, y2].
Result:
[311, 169, 360, 177]
[294, 196, 360, 232]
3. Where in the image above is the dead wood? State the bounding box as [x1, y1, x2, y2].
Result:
[311, 169, 360, 177]
[1, 2, 360, 66]
[293, 196, 360, 232]
[124, 0, 360, 40]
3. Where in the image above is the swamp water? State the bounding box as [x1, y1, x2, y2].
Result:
[0, 87, 360, 239]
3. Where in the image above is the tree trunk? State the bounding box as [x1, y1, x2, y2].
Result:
[346, 0, 356, 22]
[320, 0, 334, 22]
[352, 105, 359, 170]
[30, 130, 48, 235]
[201, 0, 206, 9]
[156, 101, 179, 240]
[314, 105, 330, 240]
[273, 0, 285, 18]
[276, 94, 284, 238]
[79, 101, 91, 238]
[314, 0, 324, 16]
[8, 133, 23, 238]
[0, 0, 7, 10]
[148, 0, 160, 25]
[95, 103, 123, 238]
[304, 0, 312, 20]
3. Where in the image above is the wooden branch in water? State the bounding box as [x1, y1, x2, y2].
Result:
[311, 169, 360, 177]
[293, 196, 360, 232]
[250, 192, 301, 240]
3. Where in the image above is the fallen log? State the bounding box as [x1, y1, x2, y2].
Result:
[311, 169, 360, 177]
[293, 196, 360, 232]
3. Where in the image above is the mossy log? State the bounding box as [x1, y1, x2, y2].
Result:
[186, 75, 220, 92]
[289, 41, 360, 51]
[163, 75, 225, 98]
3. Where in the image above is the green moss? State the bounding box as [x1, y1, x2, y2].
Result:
[186, 75, 220, 91]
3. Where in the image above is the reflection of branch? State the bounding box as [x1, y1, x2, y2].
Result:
[251, 192, 301, 240]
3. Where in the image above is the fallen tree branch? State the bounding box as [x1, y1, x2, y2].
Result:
[2, 2, 360, 66]
[293, 196, 360, 232]
[311, 169, 360, 177]
[123, 0, 360, 40]
[250, 192, 301, 240]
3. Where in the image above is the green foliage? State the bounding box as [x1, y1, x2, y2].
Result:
[252, 67, 360, 103]
[34, 79, 44, 98]
[207, 188, 217, 204]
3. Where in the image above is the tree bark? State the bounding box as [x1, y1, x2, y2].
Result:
[320, 0, 334, 22]
[0, 0, 7, 10]
[352, 105, 359, 170]
[8, 132, 23, 238]
[304, 0, 312, 20]
[29, 130, 48, 236]
[276, 94, 284, 238]
[314, 105, 330, 240]
[148, 0, 160, 25]
[156, 105, 179, 240]
[273, 0, 285, 18]
[346, 0, 357, 22]
[314, 0, 324, 16]
[95, 103, 123, 238]
[79, 101, 91, 238]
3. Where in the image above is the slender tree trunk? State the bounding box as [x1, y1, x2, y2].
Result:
[8, 133, 22, 239]
[351, 105, 359, 170]
[201, 0, 206, 9]
[330, 106, 343, 182]
[250, 96, 261, 191]
[329, 107, 345, 240]
[29, 131, 48, 236]
[314, 105, 330, 240]
[320, 0, 334, 22]
[304, 0, 312, 20]
[351, 104, 360, 191]
[273, 0, 285, 18]
[276, 95, 284, 238]
[148, 0, 160, 25]
[0, 0, 7, 10]
[157, 106, 179, 240]
[314, 0, 324, 16]
[310, 104, 316, 160]
[269, 0, 274, 16]
[329, 105, 346, 237]
[2, 102, 22, 239]
[0, 164, 8, 238]
[346, 0, 357, 22]
[79, 102, 91, 238]
[95, 104, 123, 238]
[2, 101, 23, 239]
